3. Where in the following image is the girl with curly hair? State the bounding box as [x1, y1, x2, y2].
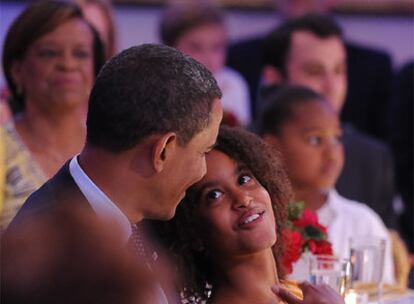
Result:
[150, 126, 299, 303]
[148, 126, 345, 303]
[150, 127, 343, 304]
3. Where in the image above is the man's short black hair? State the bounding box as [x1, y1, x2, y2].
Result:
[86, 43, 222, 152]
[258, 85, 325, 136]
[263, 14, 343, 77]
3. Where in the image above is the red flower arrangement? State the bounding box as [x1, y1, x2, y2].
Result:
[282, 202, 333, 274]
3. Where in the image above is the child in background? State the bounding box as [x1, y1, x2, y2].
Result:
[160, 2, 251, 126]
[258, 85, 395, 284]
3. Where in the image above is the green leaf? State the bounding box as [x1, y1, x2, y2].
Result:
[304, 226, 325, 240]
[288, 201, 305, 220]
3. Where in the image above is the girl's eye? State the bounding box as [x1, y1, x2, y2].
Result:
[205, 190, 222, 202]
[238, 174, 252, 185]
[308, 136, 322, 146]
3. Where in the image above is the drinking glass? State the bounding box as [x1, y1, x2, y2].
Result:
[309, 254, 351, 297]
[349, 237, 385, 300]
[344, 289, 369, 304]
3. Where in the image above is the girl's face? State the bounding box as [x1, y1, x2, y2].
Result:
[271, 100, 344, 191]
[192, 150, 277, 257]
[11, 18, 95, 112]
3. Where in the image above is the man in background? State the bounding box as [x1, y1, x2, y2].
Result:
[227, 0, 393, 141]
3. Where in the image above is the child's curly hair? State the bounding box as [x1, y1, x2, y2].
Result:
[150, 126, 292, 302]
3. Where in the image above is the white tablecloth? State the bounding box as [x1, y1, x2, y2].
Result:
[369, 290, 414, 304]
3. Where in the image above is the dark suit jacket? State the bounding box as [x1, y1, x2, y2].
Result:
[3, 162, 181, 303]
[389, 62, 413, 251]
[337, 124, 396, 228]
[6, 161, 95, 233]
[227, 37, 393, 140]
[227, 36, 264, 119]
[342, 43, 393, 141]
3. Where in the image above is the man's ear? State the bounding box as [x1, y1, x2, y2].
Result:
[152, 132, 177, 173]
[262, 65, 283, 86]
[262, 133, 281, 150]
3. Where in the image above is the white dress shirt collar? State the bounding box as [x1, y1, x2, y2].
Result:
[316, 189, 338, 228]
[69, 156, 170, 303]
[69, 155, 131, 243]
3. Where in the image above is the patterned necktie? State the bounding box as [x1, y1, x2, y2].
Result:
[128, 223, 147, 258]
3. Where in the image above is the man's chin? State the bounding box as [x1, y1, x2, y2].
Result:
[150, 198, 183, 221]
[161, 205, 179, 221]
[164, 211, 176, 221]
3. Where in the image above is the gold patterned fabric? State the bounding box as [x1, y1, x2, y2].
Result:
[388, 229, 411, 288]
[280, 279, 304, 302]
[0, 122, 46, 231]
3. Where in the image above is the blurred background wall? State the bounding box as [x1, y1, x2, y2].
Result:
[0, 1, 413, 86]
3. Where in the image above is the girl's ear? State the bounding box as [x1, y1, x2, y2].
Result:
[152, 132, 177, 173]
[262, 133, 281, 150]
[262, 65, 283, 86]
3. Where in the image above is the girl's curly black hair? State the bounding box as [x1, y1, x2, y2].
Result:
[149, 126, 292, 302]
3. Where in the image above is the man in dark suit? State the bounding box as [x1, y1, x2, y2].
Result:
[258, 14, 396, 228]
[3, 44, 223, 303]
[8, 43, 223, 227]
[389, 62, 413, 253]
[227, 3, 393, 141]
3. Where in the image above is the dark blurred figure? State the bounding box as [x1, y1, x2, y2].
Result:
[1, 207, 158, 304]
[389, 62, 414, 253]
[227, 0, 393, 141]
[0, 0, 105, 230]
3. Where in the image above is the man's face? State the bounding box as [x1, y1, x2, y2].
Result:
[285, 30, 347, 112]
[158, 98, 223, 220]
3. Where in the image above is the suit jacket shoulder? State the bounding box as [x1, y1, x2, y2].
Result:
[7, 161, 93, 231]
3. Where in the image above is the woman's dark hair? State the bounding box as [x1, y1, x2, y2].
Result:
[2, 0, 105, 113]
[74, 0, 117, 59]
[258, 85, 326, 136]
[149, 126, 292, 301]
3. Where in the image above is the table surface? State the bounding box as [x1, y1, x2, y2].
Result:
[369, 290, 414, 304]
